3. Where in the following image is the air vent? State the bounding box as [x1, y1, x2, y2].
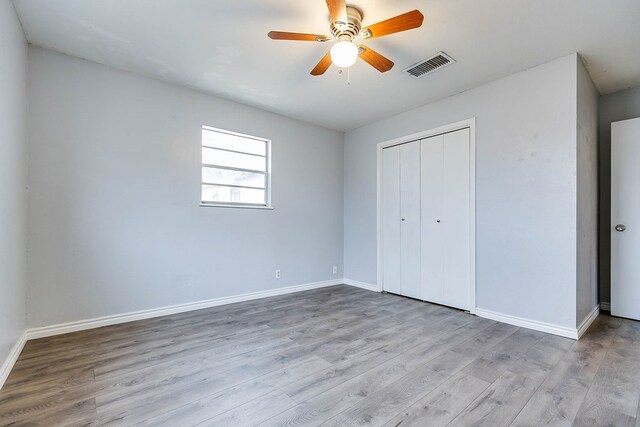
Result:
[403, 52, 455, 78]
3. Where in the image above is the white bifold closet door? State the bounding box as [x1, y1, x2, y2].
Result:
[382, 128, 471, 311]
[382, 141, 421, 299]
[421, 129, 471, 310]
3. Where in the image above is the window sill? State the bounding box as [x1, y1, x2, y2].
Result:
[200, 203, 275, 210]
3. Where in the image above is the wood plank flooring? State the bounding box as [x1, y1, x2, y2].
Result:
[1, 285, 639, 426]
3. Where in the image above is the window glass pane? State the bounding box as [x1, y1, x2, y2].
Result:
[202, 147, 266, 172]
[202, 185, 266, 205]
[202, 129, 266, 155]
[201, 167, 265, 188]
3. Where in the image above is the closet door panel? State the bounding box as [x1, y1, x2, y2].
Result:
[400, 141, 422, 299]
[420, 135, 445, 303]
[443, 129, 471, 310]
[382, 146, 401, 295]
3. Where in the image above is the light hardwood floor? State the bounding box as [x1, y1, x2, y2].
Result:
[1, 285, 639, 426]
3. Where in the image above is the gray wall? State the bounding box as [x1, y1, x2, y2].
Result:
[344, 54, 580, 329]
[576, 57, 600, 324]
[0, 1, 28, 365]
[598, 85, 640, 305]
[27, 48, 344, 328]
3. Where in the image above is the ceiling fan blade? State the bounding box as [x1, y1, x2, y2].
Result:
[311, 51, 332, 76]
[268, 31, 328, 42]
[364, 10, 424, 39]
[359, 45, 394, 73]
[326, 0, 348, 24]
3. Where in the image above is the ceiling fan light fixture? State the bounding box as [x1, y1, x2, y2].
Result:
[330, 40, 358, 68]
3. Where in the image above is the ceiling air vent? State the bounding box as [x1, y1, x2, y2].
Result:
[403, 52, 455, 78]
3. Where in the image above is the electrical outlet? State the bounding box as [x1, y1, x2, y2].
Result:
[275, 269, 281, 279]
[333, 266, 338, 275]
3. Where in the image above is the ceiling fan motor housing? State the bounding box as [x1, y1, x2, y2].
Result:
[330, 6, 363, 41]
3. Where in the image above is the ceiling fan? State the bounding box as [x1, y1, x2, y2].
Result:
[267, 0, 424, 76]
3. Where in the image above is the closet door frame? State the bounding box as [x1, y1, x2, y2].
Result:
[376, 118, 477, 314]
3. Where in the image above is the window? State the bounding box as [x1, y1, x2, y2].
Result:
[201, 126, 271, 208]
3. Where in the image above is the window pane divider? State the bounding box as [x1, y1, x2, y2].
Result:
[202, 164, 266, 174]
[202, 146, 267, 158]
[202, 182, 266, 191]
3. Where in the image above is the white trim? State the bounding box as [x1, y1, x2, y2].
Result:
[1, 278, 363, 390]
[475, 308, 580, 340]
[469, 122, 477, 314]
[25, 279, 342, 340]
[200, 203, 274, 210]
[21, 278, 376, 342]
[0, 331, 27, 391]
[577, 304, 600, 338]
[376, 118, 477, 312]
[375, 119, 477, 151]
[600, 302, 611, 312]
[342, 278, 379, 292]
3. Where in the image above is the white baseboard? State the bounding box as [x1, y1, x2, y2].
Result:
[0, 279, 345, 391]
[600, 302, 611, 312]
[342, 278, 379, 292]
[24, 277, 376, 341]
[577, 304, 600, 338]
[475, 308, 580, 339]
[0, 331, 27, 391]
[25, 279, 343, 341]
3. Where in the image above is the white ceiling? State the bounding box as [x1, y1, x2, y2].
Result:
[13, 0, 640, 131]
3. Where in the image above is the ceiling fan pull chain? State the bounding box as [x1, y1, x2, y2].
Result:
[348, 66, 351, 85]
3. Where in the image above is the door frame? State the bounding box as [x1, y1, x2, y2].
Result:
[376, 118, 477, 314]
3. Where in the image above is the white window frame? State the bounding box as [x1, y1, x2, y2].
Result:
[200, 125, 273, 209]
